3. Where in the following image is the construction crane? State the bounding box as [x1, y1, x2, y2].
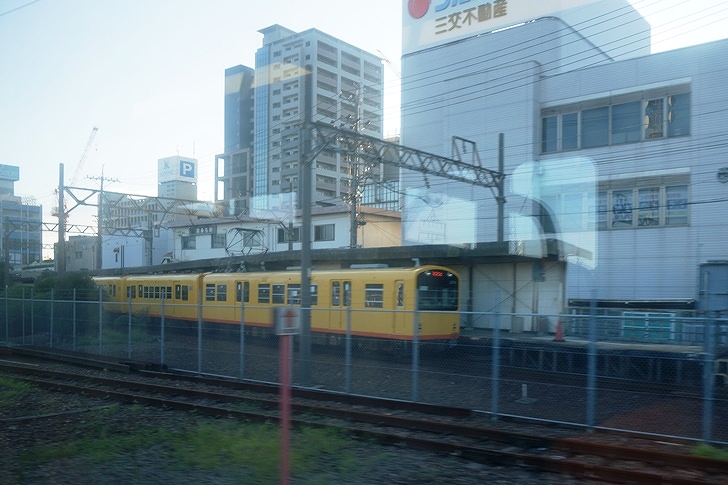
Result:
[69, 126, 98, 186]
[52, 126, 98, 222]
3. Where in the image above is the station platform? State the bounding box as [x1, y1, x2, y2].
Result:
[458, 327, 712, 385]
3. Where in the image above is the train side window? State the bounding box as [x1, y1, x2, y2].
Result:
[365, 284, 383, 308]
[236, 282, 250, 303]
[272, 284, 285, 304]
[258, 284, 270, 303]
[217, 284, 227, 302]
[126, 286, 133, 299]
[396, 282, 404, 308]
[154, 286, 161, 299]
[287, 284, 301, 304]
[164, 286, 172, 300]
[331, 281, 340, 306]
[139, 285, 143, 298]
[181, 286, 189, 301]
[175, 285, 181, 300]
[311, 284, 318, 305]
[205, 284, 215, 301]
[343, 281, 351, 307]
[143, 286, 150, 299]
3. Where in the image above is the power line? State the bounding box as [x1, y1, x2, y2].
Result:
[0, 0, 41, 17]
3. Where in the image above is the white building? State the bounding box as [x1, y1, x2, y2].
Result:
[399, 0, 727, 312]
[166, 204, 401, 263]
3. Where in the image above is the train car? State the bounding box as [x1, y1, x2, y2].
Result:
[94, 265, 460, 344]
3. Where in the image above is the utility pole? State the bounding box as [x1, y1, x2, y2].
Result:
[299, 65, 313, 384]
[345, 84, 364, 248]
[57, 164, 66, 273]
[88, 167, 119, 271]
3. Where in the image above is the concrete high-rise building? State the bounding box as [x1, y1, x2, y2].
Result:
[0, 164, 43, 267]
[216, 25, 384, 216]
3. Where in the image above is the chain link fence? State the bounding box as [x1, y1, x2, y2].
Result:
[2, 288, 727, 444]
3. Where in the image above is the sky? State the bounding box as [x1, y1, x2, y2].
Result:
[1, 0, 728, 259]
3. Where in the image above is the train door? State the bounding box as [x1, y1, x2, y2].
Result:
[329, 280, 351, 331]
[172, 280, 187, 319]
[235, 280, 249, 326]
[393, 280, 407, 335]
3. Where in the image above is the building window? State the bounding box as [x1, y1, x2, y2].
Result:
[541, 89, 690, 153]
[542, 179, 688, 232]
[581, 106, 609, 148]
[277, 226, 301, 243]
[611, 101, 641, 144]
[600, 182, 688, 230]
[611, 189, 634, 228]
[666, 185, 688, 225]
[211, 234, 226, 249]
[181, 236, 196, 249]
[637, 187, 660, 226]
[314, 223, 335, 241]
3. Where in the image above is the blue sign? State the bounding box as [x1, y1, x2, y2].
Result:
[180, 160, 195, 178]
[0, 164, 20, 181]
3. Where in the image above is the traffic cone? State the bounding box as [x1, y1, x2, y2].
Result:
[553, 320, 564, 342]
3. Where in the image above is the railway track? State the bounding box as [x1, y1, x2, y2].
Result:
[1, 348, 727, 484]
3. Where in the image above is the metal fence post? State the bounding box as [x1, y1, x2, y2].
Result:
[127, 298, 132, 359]
[586, 291, 598, 430]
[702, 315, 715, 443]
[30, 287, 34, 346]
[72, 288, 77, 352]
[50, 288, 54, 348]
[160, 293, 166, 365]
[198, 285, 203, 374]
[345, 305, 352, 393]
[21, 287, 25, 345]
[239, 301, 245, 379]
[5, 285, 8, 344]
[98, 287, 103, 355]
[492, 290, 501, 421]
[412, 296, 420, 402]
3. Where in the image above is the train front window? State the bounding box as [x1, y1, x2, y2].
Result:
[417, 270, 459, 311]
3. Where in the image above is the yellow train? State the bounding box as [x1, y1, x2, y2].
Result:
[93, 265, 460, 343]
